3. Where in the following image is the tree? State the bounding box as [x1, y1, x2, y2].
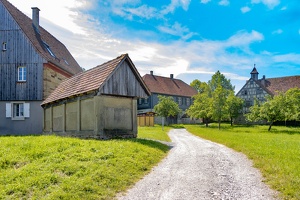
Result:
[247, 94, 286, 131]
[285, 88, 300, 121]
[154, 95, 182, 129]
[190, 79, 208, 93]
[208, 70, 235, 94]
[186, 91, 211, 127]
[188, 71, 236, 129]
[211, 85, 228, 129]
[226, 91, 244, 126]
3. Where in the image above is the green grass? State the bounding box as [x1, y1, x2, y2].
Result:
[137, 125, 172, 142]
[0, 135, 169, 199]
[185, 124, 300, 200]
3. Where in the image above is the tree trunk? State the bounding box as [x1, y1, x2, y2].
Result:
[205, 118, 208, 127]
[230, 117, 233, 126]
[218, 119, 221, 130]
[268, 121, 273, 131]
[162, 117, 164, 131]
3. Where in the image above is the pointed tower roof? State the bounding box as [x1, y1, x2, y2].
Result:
[250, 65, 259, 74]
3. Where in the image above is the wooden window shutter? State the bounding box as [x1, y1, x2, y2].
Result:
[6, 103, 11, 117]
[24, 103, 30, 118]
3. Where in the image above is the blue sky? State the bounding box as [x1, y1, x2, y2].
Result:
[9, 0, 300, 92]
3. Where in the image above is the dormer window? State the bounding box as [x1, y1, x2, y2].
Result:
[63, 58, 69, 65]
[2, 42, 7, 51]
[43, 41, 55, 58]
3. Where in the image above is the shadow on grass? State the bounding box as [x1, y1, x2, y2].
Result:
[127, 138, 171, 152]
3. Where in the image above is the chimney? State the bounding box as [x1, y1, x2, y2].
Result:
[261, 75, 266, 87]
[170, 74, 174, 79]
[150, 71, 153, 75]
[32, 7, 40, 32]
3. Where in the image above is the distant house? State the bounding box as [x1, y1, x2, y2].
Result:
[0, 0, 82, 135]
[41, 54, 150, 139]
[138, 71, 197, 124]
[236, 66, 300, 123]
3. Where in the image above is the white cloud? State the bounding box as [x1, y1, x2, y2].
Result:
[158, 22, 196, 40]
[272, 29, 283, 35]
[219, 0, 230, 6]
[119, 5, 158, 20]
[241, 6, 251, 13]
[161, 0, 191, 14]
[200, 0, 211, 4]
[251, 0, 280, 9]
[9, 0, 90, 35]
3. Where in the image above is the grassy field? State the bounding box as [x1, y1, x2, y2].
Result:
[185, 124, 300, 200]
[137, 125, 172, 142]
[0, 131, 170, 199]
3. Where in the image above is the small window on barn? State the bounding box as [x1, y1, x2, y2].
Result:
[17, 66, 26, 82]
[2, 42, 7, 51]
[243, 90, 248, 95]
[138, 98, 142, 105]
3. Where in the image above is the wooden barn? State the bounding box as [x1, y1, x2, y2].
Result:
[41, 54, 150, 139]
[0, 0, 82, 135]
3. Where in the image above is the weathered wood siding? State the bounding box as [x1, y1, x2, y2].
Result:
[100, 60, 148, 98]
[0, 3, 44, 100]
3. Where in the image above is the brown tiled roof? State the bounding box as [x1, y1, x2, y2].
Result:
[1, 0, 82, 75]
[143, 74, 197, 97]
[42, 54, 150, 105]
[260, 76, 300, 95]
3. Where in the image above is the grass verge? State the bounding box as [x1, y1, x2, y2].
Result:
[185, 124, 300, 200]
[0, 135, 169, 199]
[137, 125, 172, 142]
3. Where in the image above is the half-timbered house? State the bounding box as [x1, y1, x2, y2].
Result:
[236, 66, 300, 123]
[41, 54, 150, 139]
[0, 0, 82, 134]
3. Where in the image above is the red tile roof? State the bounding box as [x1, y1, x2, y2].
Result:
[1, 0, 82, 75]
[143, 74, 197, 97]
[42, 54, 150, 105]
[262, 76, 300, 95]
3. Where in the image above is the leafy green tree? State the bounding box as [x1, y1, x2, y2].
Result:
[186, 91, 211, 127]
[226, 91, 244, 126]
[211, 85, 228, 129]
[190, 79, 208, 93]
[154, 95, 182, 129]
[285, 88, 300, 121]
[208, 70, 235, 94]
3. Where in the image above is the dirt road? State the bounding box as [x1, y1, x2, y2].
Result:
[118, 129, 277, 200]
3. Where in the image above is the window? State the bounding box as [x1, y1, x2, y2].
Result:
[144, 97, 148, 104]
[13, 103, 24, 117]
[6, 102, 30, 120]
[43, 41, 56, 57]
[18, 66, 26, 81]
[2, 42, 7, 51]
[178, 97, 182, 105]
[243, 90, 248, 95]
[138, 98, 142, 105]
[186, 98, 190, 106]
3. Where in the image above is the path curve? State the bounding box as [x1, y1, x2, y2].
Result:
[118, 129, 277, 200]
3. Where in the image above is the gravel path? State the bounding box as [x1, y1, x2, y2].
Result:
[118, 129, 278, 200]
